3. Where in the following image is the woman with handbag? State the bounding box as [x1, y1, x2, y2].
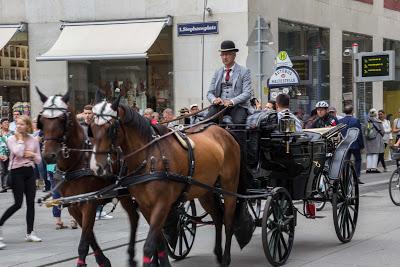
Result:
[0, 115, 42, 249]
[364, 109, 385, 173]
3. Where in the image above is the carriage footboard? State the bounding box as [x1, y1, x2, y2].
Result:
[328, 127, 359, 180]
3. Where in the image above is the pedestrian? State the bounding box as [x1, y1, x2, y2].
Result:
[364, 108, 385, 173]
[392, 108, 400, 142]
[163, 108, 178, 127]
[0, 115, 42, 249]
[8, 110, 21, 132]
[378, 110, 392, 172]
[143, 108, 154, 120]
[339, 105, 364, 184]
[312, 101, 338, 128]
[32, 118, 49, 191]
[151, 112, 160, 125]
[47, 164, 78, 230]
[189, 104, 204, 124]
[0, 118, 13, 193]
[328, 106, 343, 120]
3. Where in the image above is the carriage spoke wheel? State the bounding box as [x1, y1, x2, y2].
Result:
[262, 187, 295, 266]
[389, 170, 400, 206]
[165, 200, 197, 260]
[332, 161, 359, 243]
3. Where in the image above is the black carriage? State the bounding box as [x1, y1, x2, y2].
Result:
[163, 111, 360, 266]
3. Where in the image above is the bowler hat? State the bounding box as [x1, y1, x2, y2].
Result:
[219, 40, 239, 52]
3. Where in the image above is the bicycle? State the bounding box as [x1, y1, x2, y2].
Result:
[389, 147, 400, 206]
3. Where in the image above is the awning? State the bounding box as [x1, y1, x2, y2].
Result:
[36, 17, 171, 61]
[0, 24, 24, 50]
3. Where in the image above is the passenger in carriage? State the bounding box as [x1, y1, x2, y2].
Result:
[275, 94, 303, 133]
[312, 101, 339, 128]
[247, 93, 302, 172]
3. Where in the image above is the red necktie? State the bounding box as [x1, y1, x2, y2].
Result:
[225, 69, 231, 82]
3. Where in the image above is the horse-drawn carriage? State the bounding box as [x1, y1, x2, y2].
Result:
[161, 111, 360, 266]
[37, 89, 359, 267]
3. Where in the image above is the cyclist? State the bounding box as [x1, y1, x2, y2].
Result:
[312, 101, 339, 128]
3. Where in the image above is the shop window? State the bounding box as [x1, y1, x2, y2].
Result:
[278, 19, 330, 118]
[68, 26, 173, 114]
[342, 32, 372, 122]
[0, 31, 30, 118]
[383, 39, 400, 121]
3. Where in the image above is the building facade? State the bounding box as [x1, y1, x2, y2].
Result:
[0, 0, 399, 120]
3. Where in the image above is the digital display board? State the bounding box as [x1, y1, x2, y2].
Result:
[361, 54, 390, 77]
[356, 51, 395, 82]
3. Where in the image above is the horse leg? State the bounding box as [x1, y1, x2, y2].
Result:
[199, 192, 224, 264]
[142, 203, 171, 267]
[76, 203, 108, 267]
[120, 197, 140, 267]
[156, 234, 171, 267]
[220, 195, 236, 267]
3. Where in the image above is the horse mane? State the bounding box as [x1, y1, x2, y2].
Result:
[119, 105, 157, 142]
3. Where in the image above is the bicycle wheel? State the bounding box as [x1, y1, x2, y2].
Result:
[389, 170, 400, 206]
[315, 173, 328, 211]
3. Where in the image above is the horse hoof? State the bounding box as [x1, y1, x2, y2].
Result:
[128, 259, 137, 267]
[98, 257, 112, 267]
[214, 248, 223, 264]
[76, 258, 87, 267]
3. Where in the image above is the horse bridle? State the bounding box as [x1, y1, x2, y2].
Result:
[92, 102, 123, 174]
[37, 99, 73, 158]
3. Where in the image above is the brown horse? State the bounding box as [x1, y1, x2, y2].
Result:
[36, 88, 139, 267]
[89, 98, 241, 267]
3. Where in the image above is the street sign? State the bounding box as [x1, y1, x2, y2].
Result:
[177, 21, 219, 36]
[356, 51, 395, 82]
[268, 66, 300, 89]
[275, 51, 293, 68]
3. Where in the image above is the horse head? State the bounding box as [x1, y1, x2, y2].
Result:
[89, 96, 123, 176]
[36, 86, 74, 164]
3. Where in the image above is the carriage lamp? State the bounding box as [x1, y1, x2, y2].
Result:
[279, 112, 296, 153]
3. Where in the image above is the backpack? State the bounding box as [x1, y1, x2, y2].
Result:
[364, 120, 378, 140]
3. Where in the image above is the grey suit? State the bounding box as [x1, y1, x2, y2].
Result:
[207, 63, 253, 110]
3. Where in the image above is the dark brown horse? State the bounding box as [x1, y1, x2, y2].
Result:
[89, 98, 241, 267]
[36, 88, 139, 267]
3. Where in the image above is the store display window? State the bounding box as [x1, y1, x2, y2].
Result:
[383, 38, 400, 121]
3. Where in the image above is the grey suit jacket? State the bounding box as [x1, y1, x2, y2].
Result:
[207, 63, 253, 110]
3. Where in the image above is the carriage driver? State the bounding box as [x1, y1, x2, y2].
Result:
[207, 40, 253, 126]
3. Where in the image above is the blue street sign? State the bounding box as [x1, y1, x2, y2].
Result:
[177, 21, 219, 36]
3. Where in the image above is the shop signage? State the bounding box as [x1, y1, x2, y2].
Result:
[356, 51, 395, 82]
[177, 21, 218, 36]
[268, 66, 300, 89]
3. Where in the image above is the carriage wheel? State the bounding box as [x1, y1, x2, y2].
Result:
[262, 187, 295, 266]
[389, 170, 400, 206]
[315, 172, 329, 211]
[332, 161, 359, 243]
[165, 200, 197, 260]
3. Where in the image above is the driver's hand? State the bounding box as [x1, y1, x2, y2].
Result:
[213, 98, 223, 105]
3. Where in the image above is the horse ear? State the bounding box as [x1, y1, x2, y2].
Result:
[111, 95, 121, 111]
[95, 89, 105, 104]
[62, 88, 71, 103]
[35, 86, 48, 103]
